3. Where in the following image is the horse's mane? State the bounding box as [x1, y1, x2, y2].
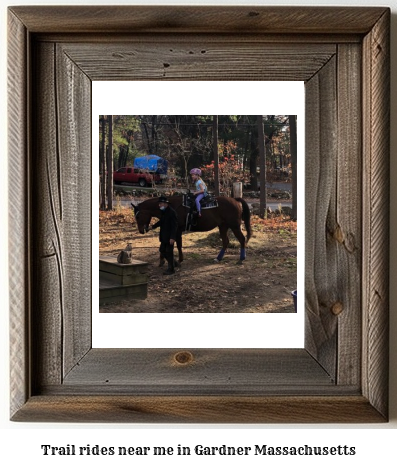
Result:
[138, 195, 183, 210]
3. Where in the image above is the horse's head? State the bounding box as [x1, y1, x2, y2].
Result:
[131, 203, 152, 234]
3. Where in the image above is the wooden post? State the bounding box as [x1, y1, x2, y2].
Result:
[213, 115, 220, 196]
[233, 182, 243, 198]
[258, 115, 267, 218]
[107, 115, 114, 210]
[289, 115, 297, 221]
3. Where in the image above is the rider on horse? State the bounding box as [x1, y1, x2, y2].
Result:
[190, 168, 208, 217]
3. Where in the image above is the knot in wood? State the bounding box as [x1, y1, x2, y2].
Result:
[174, 351, 194, 365]
[333, 225, 344, 244]
[331, 302, 344, 316]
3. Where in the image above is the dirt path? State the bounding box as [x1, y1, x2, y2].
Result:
[99, 208, 297, 313]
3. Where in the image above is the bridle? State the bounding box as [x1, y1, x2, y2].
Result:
[133, 205, 151, 233]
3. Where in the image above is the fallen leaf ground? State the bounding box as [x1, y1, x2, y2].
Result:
[99, 202, 297, 313]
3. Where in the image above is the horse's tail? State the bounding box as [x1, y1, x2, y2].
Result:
[235, 197, 252, 243]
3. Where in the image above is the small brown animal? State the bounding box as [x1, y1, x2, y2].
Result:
[117, 243, 133, 264]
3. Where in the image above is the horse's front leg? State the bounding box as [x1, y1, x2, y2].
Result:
[159, 253, 165, 267]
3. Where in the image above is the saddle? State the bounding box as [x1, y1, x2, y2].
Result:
[183, 192, 218, 231]
[182, 192, 218, 210]
[201, 193, 218, 208]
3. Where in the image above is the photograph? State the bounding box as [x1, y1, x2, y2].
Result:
[98, 114, 298, 314]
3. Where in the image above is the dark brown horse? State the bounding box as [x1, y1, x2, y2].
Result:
[132, 195, 252, 263]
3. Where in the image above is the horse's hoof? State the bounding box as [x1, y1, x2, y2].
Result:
[213, 258, 221, 263]
[237, 259, 244, 265]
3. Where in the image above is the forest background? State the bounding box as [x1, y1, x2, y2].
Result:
[99, 115, 297, 219]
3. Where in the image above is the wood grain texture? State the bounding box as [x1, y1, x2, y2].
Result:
[8, 6, 390, 423]
[362, 9, 390, 419]
[31, 42, 92, 387]
[11, 396, 385, 424]
[60, 42, 335, 82]
[304, 57, 338, 377]
[63, 349, 333, 390]
[32, 42, 63, 387]
[336, 44, 362, 386]
[8, 10, 30, 419]
[56, 44, 92, 376]
[9, 6, 387, 34]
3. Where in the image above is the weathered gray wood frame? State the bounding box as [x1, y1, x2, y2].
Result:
[8, 6, 390, 423]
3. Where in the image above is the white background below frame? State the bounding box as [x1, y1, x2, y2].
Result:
[92, 81, 304, 348]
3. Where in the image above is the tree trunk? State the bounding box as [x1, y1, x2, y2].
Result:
[107, 115, 114, 210]
[250, 128, 258, 192]
[142, 121, 151, 154]
[243, 125, 250, 171]
[257, 115, 267, 218]
[213, 115, 220, 196]
[118, 146, 128, 169]
[117, 147, 123, 169]
[182, 152, 190, 188]
[125, 143, 129, 167]
[100, 116, 106, 210]
[289, 115, 297, 220]
[151, 115, 157, 154]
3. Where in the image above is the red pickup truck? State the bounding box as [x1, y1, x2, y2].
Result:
[113, 167, 162, 187]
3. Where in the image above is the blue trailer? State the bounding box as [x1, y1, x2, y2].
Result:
[133, 155, 168, 175]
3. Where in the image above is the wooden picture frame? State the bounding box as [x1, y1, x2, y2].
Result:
[8, 6, 390, 423]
